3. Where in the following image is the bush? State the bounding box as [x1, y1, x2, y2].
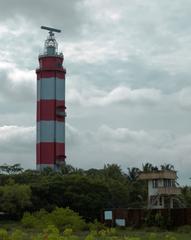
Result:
[63, 228, 73, 236]
[49, 207, 86, 231]
[21, 212, 38, 228]
[88, 219, 106, 231]
[164, 234, 177, 240]
[148, 233, 157, 240]
[21, 207, 86, 231]
[85, 234, 95, 240]
[11, 229, 25, 240]
[177, 225, 191, 233]
[0, 228, 9, 240]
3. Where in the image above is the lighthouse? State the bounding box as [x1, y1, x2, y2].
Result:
[36, 26, 66, 171]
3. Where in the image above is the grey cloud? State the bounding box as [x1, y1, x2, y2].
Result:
[0, 0, 191, 185]
[0, 125, 35, 152]
[66, 124, 191, 184]
[67, 84, 162, 107]
[0, 62, 35, 103]
[0, 0, 85, 39]
[0, 125, 35, 169]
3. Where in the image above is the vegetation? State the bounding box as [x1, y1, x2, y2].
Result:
[0, 163, 148, 220]
[0, 224, 190, 240]
[21, 207, 86, 231]
[0, 163, 190, 238]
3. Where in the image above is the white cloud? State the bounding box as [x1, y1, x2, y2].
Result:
[67, 124, 191, 184]
[67, 85, 162, 107]
[0, 0, 191, 185]
[0, 125, 35, 152]
[0, 61, 35, 102]
[176, 87, 191, 110]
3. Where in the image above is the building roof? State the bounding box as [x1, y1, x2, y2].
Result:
[138, 170, 177, 180]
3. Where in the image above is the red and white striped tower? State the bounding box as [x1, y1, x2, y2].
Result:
[36, 26, 66, 171]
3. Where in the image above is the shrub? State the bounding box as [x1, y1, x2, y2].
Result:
[148, 233, 157, 240]
[164, 234, 177, 240]
[11, 229, 25, 240]
[43, 225, 59, 235]
[88, 219, 106, 231]
[0, 228, 9, 240]
[49, 207, 86, 231]
[124, 238, 141, 240]
[21, 212, 38, 228]
[155, 213, 165, 228]
[177, 225, 191, 233]
[63, 228, 73, 237]
[84, 234, 95, 240]
[21, 207, 86, 231]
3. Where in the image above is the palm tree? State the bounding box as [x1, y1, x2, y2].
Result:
[127, 167, 140, 182]
[142, 162, 153, 172]
[160, 164, 174, 171]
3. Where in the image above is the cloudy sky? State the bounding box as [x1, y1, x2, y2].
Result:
[0, 0, 191, 184]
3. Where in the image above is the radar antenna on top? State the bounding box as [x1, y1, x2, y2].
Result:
[41, 26, 62, 55]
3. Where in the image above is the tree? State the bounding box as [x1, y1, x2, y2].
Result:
[61, 164, 76, 175]
[0, 180, 31, 216]
[127, 167, 140, 182]
[0, 163, 23, 174]
[103, 164, 124, 180]
[142, 162, 158, 172]
[142, 163, 154, 172]
[160, 164, 174, 171]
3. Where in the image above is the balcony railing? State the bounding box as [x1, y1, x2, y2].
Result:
[157, 187, 181, 195]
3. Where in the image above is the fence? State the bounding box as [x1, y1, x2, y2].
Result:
[101, 208, 191, 227]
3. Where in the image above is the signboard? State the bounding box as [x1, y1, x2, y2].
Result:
[104, 211, 112, 220]
[115, 219, 125, 226]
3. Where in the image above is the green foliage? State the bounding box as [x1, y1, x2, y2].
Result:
[88, 219, 106, 231]
[63, 228, 73, 236]
[124, 237, 141, 240]
[43, 225, 60, 240]
[154, 213, 165, 228]
[21, 207, 86, 231]
[84, 234, 95, 240]
[11, 229, 25, 240]
[0, 181, 31, 216]
[21, 212, 39, 228]
[0, 164, 23, 174]
[0, 228, 9, 240]
[164, 234, 177, 240]
[148, 233, 157, 240]
[48, 207, 86, 231]
[177, 225, 191, 233]
[181, 186, 191, 207]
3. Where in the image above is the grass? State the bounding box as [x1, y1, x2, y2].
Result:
[0, 221, 191, 240]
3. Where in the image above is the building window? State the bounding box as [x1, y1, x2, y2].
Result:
[150, 196, 158, 206]
[152, 179, 158, 188]
[159, 197, 163, 206]
[164, 179, 173, 187]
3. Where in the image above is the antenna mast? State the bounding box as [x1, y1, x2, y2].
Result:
[41, 26, 61, 55]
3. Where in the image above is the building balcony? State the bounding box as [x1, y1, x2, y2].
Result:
[157, 187, 181, 195]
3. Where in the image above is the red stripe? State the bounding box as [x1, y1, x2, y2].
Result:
[37, 143, 65, 164]
[39, 56, 63, 68]
[37, 100, 66, 121]
[36, 71, 66, 80]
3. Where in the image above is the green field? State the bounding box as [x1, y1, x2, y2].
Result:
[0, 223, 191, 240]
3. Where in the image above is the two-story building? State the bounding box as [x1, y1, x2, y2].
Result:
[139, 170, 181, 209]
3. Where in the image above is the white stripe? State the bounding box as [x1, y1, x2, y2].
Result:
[37, 77, 65, 100]
[37, 164, 56, 171]
[37, 121, 65, 143]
